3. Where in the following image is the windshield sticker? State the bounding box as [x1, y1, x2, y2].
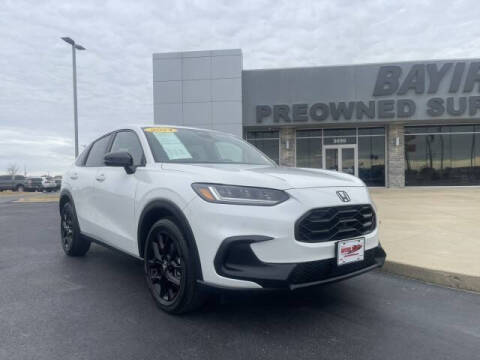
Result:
[144, 127, 177, 133]
[152, 132, 192, 160]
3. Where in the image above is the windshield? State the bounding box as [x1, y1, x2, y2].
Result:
[143, 127, 275, 165]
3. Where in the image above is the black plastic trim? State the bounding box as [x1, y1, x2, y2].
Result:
[213, 235, 386, 290]
[290, 250, 385, 289]
[83, 233, 142, 260]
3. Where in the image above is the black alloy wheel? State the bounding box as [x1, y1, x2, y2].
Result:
[145, 227, 185, 305]
[61, 210, 74, 252]
[144, 219, 206, 314]
[60, 202, 90, 256]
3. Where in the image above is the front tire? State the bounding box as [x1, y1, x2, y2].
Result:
[16, 185, 24, 192]
[60, 202, 90, 256]
[144, 219, 205, 314]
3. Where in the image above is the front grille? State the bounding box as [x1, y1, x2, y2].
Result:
[295, 204, 376, 243]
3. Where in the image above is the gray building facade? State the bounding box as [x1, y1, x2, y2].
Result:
[153, 49, 480, 187]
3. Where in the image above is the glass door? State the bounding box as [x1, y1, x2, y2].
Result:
[341, 147, 355, 175]
[325, 148, 339, 171]
[323, 145, 358, 176]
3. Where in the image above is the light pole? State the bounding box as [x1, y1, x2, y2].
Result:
[61, 37, 86, 158]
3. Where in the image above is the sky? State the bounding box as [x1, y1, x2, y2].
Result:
[1, 0, 480, 175]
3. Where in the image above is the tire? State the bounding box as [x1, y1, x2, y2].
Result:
[144, 218, 206, 314]
[16, 185, 24, 192]
[60, 202, 90, 256]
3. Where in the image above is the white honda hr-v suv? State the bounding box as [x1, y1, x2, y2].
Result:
[60, 125, 386, 313]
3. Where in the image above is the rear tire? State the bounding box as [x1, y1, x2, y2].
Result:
[60, 202, 90, 256]
[144, 219, 206, 314]
[16, 185, 24, 192]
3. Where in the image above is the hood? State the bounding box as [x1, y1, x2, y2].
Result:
[159, 163, 365, 190]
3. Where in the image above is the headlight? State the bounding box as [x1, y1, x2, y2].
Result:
[191, 183, 289, 206]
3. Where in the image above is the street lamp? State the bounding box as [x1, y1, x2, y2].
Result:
[61, 37, 86, 158]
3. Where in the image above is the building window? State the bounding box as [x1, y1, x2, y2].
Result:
[358, 128, 385, 187]
[405, 125, 480, 186]
[246, 130, 280, 164]
[296, 130, 323, 168]
[295, 127, 385, 186]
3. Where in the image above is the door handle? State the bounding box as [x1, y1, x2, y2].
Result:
[95, 174, 106, 182]
[70, 173, 78, 180]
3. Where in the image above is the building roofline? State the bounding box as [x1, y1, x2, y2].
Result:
[243, 56, 480, 73]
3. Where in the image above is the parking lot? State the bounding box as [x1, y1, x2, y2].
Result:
[1, 200, 479, 360]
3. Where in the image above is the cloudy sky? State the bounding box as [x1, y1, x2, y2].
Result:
[1, 0, 480, 175]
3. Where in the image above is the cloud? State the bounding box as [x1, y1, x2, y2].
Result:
[0, 127, 74, 175]
[1, 0, 480, 174]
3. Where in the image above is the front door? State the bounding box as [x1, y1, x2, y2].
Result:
[323, 145, 358, 176]
[92, 130, 145, 256]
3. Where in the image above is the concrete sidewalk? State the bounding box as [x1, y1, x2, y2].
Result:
[370, 187, 480, 292]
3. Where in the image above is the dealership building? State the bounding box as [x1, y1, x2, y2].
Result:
[153, 49, 480, 187]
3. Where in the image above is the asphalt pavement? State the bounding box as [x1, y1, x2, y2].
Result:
[1, 201, 479, 360]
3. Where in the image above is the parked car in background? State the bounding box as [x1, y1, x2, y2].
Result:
[53, 175, 62, 190]
[41, 176, 57, 192]
[25, 177, 43, 192]
[0, 175, 26, 192]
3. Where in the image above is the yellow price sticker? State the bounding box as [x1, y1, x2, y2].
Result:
[144, 127, 178, 133]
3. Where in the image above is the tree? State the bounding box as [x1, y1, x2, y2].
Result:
[7, 163, 19, 179]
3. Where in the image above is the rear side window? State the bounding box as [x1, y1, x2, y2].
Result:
[85, 135, 112, 167]
[110, 131, 145, 166]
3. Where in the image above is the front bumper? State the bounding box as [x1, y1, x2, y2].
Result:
[185, 186, 382, 289]
[211, 236, 386, 290]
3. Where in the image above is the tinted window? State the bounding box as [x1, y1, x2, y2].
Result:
[75, 145, 91, 166]
[246, 131, 280, 164]
[358, 136, 385, 186]
[405, 132, 480, 186]
[246, 131, 279, 139]
[358, 127, 385, 136]
[296, 137, 322, 168]
[110, 131, 145, 166]
[296, 129, 322, 138]
[324, 128, 356, 137]
[85, 135, 112, 167]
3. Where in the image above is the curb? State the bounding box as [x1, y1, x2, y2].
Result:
[381, 260, 480, 293]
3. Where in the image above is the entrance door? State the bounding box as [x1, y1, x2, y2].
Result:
[323, 145, 358, 176]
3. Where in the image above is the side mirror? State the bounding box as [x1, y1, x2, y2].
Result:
[104, 151, 135, 174]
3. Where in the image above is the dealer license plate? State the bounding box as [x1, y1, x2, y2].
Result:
[337, 238, 365, 266]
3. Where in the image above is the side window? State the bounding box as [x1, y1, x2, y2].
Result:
[75, 145, 91, 166]
[85, 135, 112, 167]
[110, 131, 145, 166]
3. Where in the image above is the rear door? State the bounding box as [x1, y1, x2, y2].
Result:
[91, 130, 144, 255]
[69, 133, 113, 237]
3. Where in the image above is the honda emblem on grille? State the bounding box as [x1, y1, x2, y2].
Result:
[336, 191, 351, 202]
